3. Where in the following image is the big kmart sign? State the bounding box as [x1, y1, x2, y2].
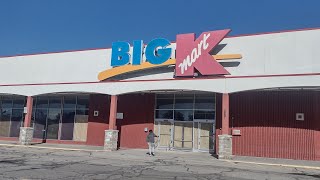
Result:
[98, 29, 241, 80]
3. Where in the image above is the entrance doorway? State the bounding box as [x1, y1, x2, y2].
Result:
[155, 119, 215, 152]
[154, 92, 216, 152]
[154, 120, 173, 150]
[193, 121, 215, 152]
[174, 122, 193, 150]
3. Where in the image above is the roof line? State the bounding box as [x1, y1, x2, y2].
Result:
[0, 27, 319, 59]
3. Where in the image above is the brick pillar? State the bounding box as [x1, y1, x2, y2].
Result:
[19, 96, 34, 145]
[218, 93, 233, 159]
[104, 95, 119, 151]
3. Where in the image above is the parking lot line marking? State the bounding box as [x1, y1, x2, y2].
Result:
[221, 159, 320, 170]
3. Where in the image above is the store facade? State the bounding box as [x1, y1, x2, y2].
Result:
[0, 28, 319, 160]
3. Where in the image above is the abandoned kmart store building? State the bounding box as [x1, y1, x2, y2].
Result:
[0, 28, 319, 160]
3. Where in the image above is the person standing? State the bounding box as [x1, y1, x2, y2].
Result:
[146, 129, 158, 156]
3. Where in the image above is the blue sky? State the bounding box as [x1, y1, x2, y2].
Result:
[0, 0, 319, 56]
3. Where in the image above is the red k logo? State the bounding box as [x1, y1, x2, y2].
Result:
[175, 29, 231, 77]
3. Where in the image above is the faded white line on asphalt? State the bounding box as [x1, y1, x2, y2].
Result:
[220, 160, 320, 170]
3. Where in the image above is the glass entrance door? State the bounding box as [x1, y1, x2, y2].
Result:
[46, 108, 61, 139]
[194, 121, 214, 151]
[154, 120, 173, 149]
[173, 122, 193, 149]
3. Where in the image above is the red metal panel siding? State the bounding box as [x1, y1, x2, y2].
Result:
[230, 91, 318, 160]
[315, 131, 320, 161]
[117, 94, 155, 149]
[314, 92, 320, 161]
[86, 94, 110, 146]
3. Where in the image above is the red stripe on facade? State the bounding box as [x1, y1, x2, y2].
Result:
[227, 27, 320, 38]
[0, 73, 319, 87]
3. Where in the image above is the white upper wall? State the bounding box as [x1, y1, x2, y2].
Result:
[0, 28, 319, 95]
[0, 49, 109, 84]
[221, 29, 320, 76]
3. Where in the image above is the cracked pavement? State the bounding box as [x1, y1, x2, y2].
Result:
[0, 146, 319, 180]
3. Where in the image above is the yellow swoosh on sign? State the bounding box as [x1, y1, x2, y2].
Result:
[98, 54, 242, 81]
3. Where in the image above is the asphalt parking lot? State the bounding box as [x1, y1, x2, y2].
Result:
[0, 145, 319, 180]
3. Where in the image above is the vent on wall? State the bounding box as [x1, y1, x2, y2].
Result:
[296, 113, 304, 121]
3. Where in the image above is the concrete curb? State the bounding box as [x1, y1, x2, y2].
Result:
[221, 159, 320, 170]
[0, 143, 105, 152]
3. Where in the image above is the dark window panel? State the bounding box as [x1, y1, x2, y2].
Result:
[76, 96, 89, 109]
[76, 109, 89, 115]
[174, 94, 194, 109]
[194, 94, 215, 109]
[155, 110, 173, 119]
[174, 110, 193, 121]
[194, 110, 215, 120]
[13, 98, 25, 108]
[156, 98, 174, 109]
[49, 97, 62, 109]
[60, 109, 75, 140]
[33, 109, 48, 139]
[30, 108, 36, 127]
[63, 96, 76, 109]
[1, 108, 12, 121]
[1, 98, 13, 108]
[33, 98, 37, 109]
[10, 109, 24, 137]
[36, 97, 49, 109]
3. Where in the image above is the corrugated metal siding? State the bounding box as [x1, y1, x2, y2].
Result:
[86, 94, 110, 146]
[314, 92, 320, 161]
[86, 93, 155, 148]
[117, 94, 155, 149]
[230, 91, 318, 160]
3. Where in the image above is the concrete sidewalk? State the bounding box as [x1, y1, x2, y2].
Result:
[0, 140, 319, 170]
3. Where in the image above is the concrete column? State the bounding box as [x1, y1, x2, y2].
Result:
[218, 93, 233, 159]
[104, 129, 119, 151]
[109, 95, 118, 130]
[218, 134, 233, 159]
[221, 93, 229, 135]
[104, 95, 119, 151]
[19, 96, 34, 145]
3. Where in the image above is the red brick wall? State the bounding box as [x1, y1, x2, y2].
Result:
[86, 94, 110, 146]
[230, 91, 320, 160]
[117, 93, 155, 149]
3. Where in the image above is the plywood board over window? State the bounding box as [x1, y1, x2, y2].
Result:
[0, 121, 10, 137]
[73, 115, 88, 142]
